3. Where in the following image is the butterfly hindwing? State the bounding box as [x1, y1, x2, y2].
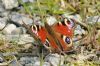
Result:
[51, 18, 75, 51]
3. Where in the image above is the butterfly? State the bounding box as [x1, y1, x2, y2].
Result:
[31, 17, 75, 53]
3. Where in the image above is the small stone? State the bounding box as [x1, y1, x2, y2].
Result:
[87, 16, 100, 24]
[22, 0, 29, 3]
[22, 0, 35, 3]
[0, 54, 4, 63]
[33, 61, 40, 66]
[0, 1, 9, 16]
[5, 34, 34, 44]
[45, 53, 64, 66]
[10, 12, 33, 26]
[29, 0, 35, 2]
[74, 25, 85, 35]
[46, 16, 57, 25]
[96, 50, 100, 56]
[25, 63, 34, 66]
[62, 14, 82, 22]
[3, 52, 18, 56]
[74, 30, 82, 35]
[19, 57, 39, 65]
[0, 2, 5, 12]
[17, 34, 34, 44]
[2, 0, 18, 9]
[33, 61, 51, 66]
[33, 16, 41, 25]
[43, 62, 50, 66]
[19, 57, 30, 65]
[33, 61, 50, 66]
[0, 11, 10, 17]
[24, 44, 32, 50]
[71, 14, 82, 23]
[11, 27, 26, 35]
[9, 59, 22, 66]
[0, 57, 4, 63]
[3, 24, 17, 35]
[96, 30, 100, 39]
[77, 54, 97, 61]
[0, 17, 7, 30]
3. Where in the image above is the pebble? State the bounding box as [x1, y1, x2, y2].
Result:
[33, 61, 50, 66]
[29, 0, 35, 2]
[33, 16, 42, 25]
[77, 54, 97, 61]
[22, 0, 35, 3]
[74, 25, 86, 35]
[45, 53, 64, 66]
[0, 17, 8, 30]
[62, 14, 82, 22]
[96, 30, 100, 39]
[87, 16, 100, 24]
[3, 24, 17, 35]
[25, 63, 34, 66]
[32, 61, 40, 66]
[96, 50, 100, 56]
[10, 12, 33, 26]
[0, 1, 9, 17]
[9, 59, 22, 66]
[46, 16, 57, 25]
[19, 57, 39, 66]
[22, 0, 29, 3]
[11, 27, 26, 35]
[0, 11, 10, 17]
[0, 53, 4, 63]
[0, 54, 4, 63]
[0, 57, 4, 63]
[17, 34, 34, 44]
[5, 34, 34, 44]
[0, 2, 5, 12]
[43, 62, 51, 66]
[2, 0, 18, 9]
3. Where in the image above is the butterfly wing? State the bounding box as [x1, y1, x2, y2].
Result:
[31, 24, 59, 51]
[54, 18, 74, 37]
[31, 25, 46, 43]
[31, 17, 75, 52]
[52, 18, 75, 51]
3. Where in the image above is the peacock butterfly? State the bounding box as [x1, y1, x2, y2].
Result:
[31, 17, 75, 53]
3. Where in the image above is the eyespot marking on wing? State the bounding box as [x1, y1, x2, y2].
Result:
[32, 25, 38, 35]
[62, 35, 72, 45]
[64, 18, 75, 29]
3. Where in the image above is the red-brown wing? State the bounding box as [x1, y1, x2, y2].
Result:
[31, 25, 59, 50]
[51, 18, 75, 51]
[31, 25, 47, 43]
[31, 18, 75, 52]
[54, 24, 73, 37]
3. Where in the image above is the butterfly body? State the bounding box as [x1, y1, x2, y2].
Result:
[32, 17, 75, 52]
